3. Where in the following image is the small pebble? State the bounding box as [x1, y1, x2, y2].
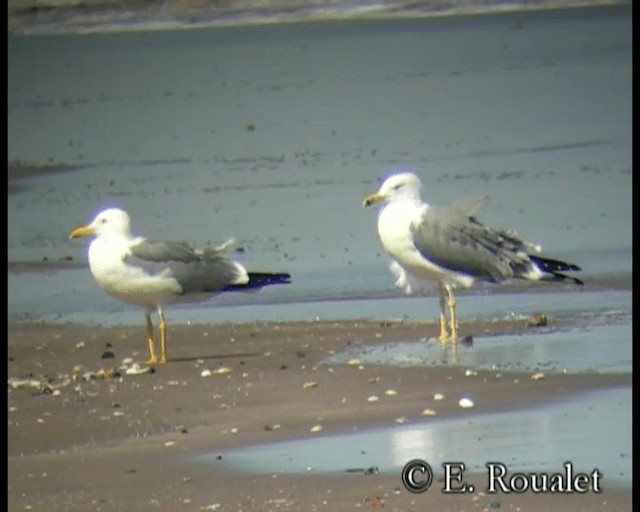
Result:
[526, 313, 548, 327]
[125, 364, 154, 376]
[461, 335, 474, 346]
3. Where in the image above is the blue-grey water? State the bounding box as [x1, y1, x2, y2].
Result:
[8, 6, 632, 487]
[326, 307, 631, 373]
[8, 6, 631, 304]
[7, 5, 632, 324]
[207, 386, 631, 486]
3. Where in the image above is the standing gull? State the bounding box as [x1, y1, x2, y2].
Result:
[363, 171, 582, 343]
[70, 208, 291, 364]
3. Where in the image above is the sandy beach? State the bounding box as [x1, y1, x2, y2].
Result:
[8, 317, 631, 511]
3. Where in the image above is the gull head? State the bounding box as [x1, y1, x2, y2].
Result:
[70, 208, 132, 240]
[363, 171, 423, 207]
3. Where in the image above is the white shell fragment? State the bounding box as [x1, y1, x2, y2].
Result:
[200, 367, 232, 378]
[384, 389, 398, 396]
[310, 425, 323, 433]
[458, 398, 475, 408]
[531, 372, 546, 381]
[421, 408, 437, 416]
[367, 395, 379, 403]
[433, 393, 445, 401]
[8, 378, 49, 391]
[125, 363, 154, 376]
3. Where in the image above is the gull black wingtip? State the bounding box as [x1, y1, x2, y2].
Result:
[529, 256, 583, 285]
[222, 272, 292, 291]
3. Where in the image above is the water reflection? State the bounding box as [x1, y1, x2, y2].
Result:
[326, 314, 632, 374]
[208, 387, 631, 486]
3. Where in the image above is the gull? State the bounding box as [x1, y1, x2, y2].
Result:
[363, 171, 583, 342]
[70, 208, 291, 364]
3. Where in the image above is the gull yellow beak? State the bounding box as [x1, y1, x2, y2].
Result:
[69, 225, 95, 240]
[362, 192, 384, 208]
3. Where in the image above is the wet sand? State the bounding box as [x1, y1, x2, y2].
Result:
[8, 319, 631, 511]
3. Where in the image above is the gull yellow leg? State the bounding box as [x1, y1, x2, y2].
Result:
[158, 309, 168, 364]
[438, 283, 450, 343]
[439, 311, 449, 342]
[145, 313, 159, 365]
[445, 284, 458, 342]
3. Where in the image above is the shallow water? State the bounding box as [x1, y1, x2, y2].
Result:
[201, 386, 632, 486]
[7, 263, 630, 326]
[326, 313, 631, 374]
[8, 6, 632, 289]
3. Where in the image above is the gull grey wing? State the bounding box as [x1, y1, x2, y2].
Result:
[410, 199, 533, 282]
[125, 239, 245, 294]
[128, 239, 200, 263]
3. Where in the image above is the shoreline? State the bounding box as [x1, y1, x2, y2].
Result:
[10, 317, 631, 445]
[8, 0, 629, 35]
